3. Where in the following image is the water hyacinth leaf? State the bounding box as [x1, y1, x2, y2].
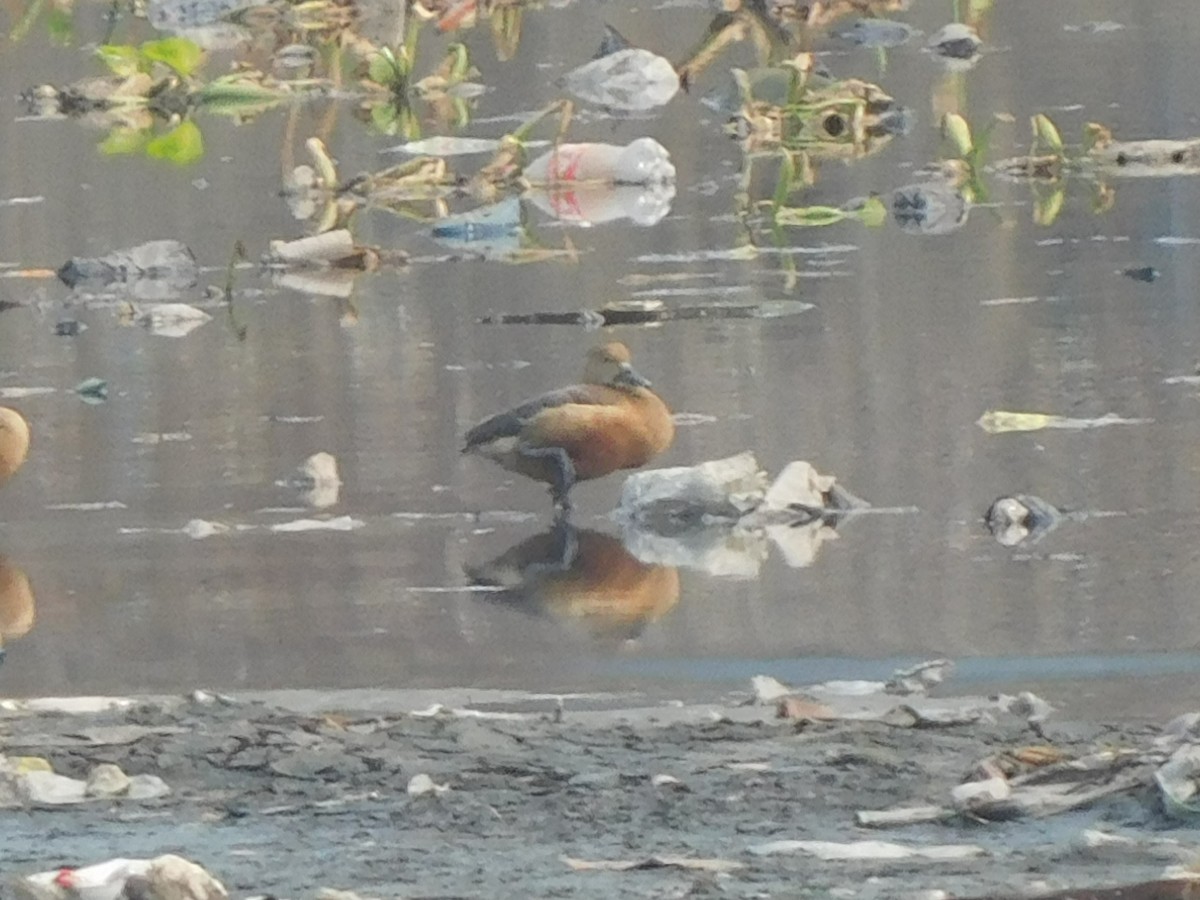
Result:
[775, 206, 849, 227]
[96, 44, 142, 77]
[98, 128, 149, 157]
[140, 37, 204, 77]
[855, 195, 888, 228]
[772, 152, 796, 208]
[196, 78, 291, 116]
[444, 43, 470, 82]
[1033, 187, 1066, 226]
[1032, 113, 1064, 155]
[371, 102, 400, 135]
[145, 121, 204, 165]
[942, 113, 973, 158]
[368, 48, 402, 87]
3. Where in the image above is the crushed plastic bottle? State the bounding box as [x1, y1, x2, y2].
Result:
[524, 138, 675, 187]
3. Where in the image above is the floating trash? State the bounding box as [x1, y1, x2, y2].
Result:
[977, 410, 1152, 434]
[561, 26, 679, 112]
[838, 18, 917, 48]
[524, 138, 676, 187]
[127, 302, 212, 338]
[279, 451, 342, 509]
[985, 495, 1064, 547]
[925, 22, 983, 64]
[74, 378, 109, 404]
[1123, 265, 1160, 282]
[890, 180, 971, 236]
[57, 240, 198, 302]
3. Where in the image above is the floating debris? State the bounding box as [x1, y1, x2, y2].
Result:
[524, 138, 676, 187]
[268, 515, 363, 533]
[891, 178, 971, 236]
[615, 455, 870, 576]
[57, 240, 197, 302]
[560, 27, 679, 112]
[838, 18, 917, 48]
[279, 452, 342, 509]
[925, 22, 983, 64]
[977, 410, 1152, 434]
[126, 302, 212, 338]
[73, 378, 109, 404]
[1123, 265, 1160, 282]
[383, 137, 535, 156]
[985, 495, 1065, 546]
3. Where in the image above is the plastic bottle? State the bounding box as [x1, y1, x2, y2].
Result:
[524, 138, 675, 186]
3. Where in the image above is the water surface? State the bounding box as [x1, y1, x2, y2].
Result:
[2, 0, 1199, 717]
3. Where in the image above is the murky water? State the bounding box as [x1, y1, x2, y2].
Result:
[2, 0, 1199, 715]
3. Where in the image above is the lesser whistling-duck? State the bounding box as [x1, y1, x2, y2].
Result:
[0, 407, 30, 488]
[466, 523, 680, 641]
[462, 342, 674, 513]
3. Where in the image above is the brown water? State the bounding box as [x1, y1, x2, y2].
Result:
[2, 0, 1199, 715]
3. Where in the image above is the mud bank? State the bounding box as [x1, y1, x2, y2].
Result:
[3, 689, 1199, 899]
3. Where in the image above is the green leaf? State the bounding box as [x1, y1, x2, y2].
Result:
[370, 102, 399, 135]
[854, 195, 888, 228]
[196, 78, 290, 116]
[772, 151, 796, 208]
[45, 7, 73, 44]
[145, 120, 204, 164]
[98, 127, 149, 156]
[942, 113, 973, 158]
[368, 49, 397, 85]
[140, 37, 204, 78]
[97, 44, 143, 77]
[444, 43, 470, 82]
[1032, 113, 1064, 155]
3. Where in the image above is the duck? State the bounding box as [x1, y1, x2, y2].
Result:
[0, 407, 30, 488]
[466, 522, 680, 642]
[462, 342, 674, 514]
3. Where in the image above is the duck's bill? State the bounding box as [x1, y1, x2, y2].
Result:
[615, 364, 652, 388]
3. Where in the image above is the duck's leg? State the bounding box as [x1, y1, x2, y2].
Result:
[518, 444, 576, 514]
[527, 518, 579, 576]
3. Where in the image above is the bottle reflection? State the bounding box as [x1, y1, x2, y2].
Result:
[0, 555, 35, 660]
[466, 523, 680, 642]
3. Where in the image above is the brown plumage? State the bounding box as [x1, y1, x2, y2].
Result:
[466, 524, 680, 641]
[463, 342, 674, 513]
[0, 407, 30, 488]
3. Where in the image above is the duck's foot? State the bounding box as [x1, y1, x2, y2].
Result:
[519, 443, 577, 514]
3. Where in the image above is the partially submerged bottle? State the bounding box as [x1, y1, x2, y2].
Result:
[524, 138, 676, 186]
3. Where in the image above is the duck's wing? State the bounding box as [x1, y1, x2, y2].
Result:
[462, 385, 612, 451]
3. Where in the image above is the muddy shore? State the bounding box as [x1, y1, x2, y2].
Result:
[3, 687, 1199, 899]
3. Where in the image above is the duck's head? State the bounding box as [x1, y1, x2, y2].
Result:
[583, 342, 651, 390]
[0, 407, 31, 484]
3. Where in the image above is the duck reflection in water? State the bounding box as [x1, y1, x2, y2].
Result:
[0, 407, 31, 488]
[465, 522, 680, 642]
[0, 555, 35, 662]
